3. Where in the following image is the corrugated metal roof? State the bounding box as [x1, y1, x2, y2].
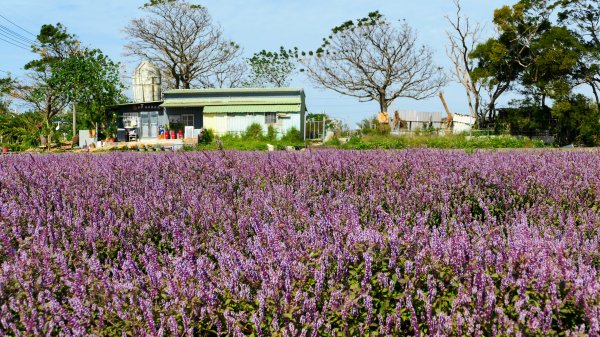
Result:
[164, 87, 304, 95]
[112, 100, 164, 107]
[396, 110, 445, 122]
[204, 104, 301, 113]
[161, 98, 301, 108]
[160, 101, 203, 107]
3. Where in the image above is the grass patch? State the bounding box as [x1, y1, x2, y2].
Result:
[332, 134, 547, 150]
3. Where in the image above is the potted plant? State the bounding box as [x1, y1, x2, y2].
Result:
[171, 122, 184, 139]
[106, 121, 117, 143]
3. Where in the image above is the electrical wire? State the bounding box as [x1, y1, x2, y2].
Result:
[0, 13, 38, 51]
[0, 13, 36, 37]
[0, 30, 32, 48]
[0, 35, 29, 51]
[0, 25, 37, 46]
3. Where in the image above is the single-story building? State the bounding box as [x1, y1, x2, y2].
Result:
[161, 87, 306, 138]
[110, 87, 306, 141]
[111, 101, 164, 141]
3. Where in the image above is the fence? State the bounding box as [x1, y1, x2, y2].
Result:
[304, 118, 328, 140]
[363, 121, 556, 144]
[389, 120, 448, 135]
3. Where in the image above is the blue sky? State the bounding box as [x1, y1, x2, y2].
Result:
[1, 0, 515, 127]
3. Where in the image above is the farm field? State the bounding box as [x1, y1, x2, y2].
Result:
[0, 150, 599, 336]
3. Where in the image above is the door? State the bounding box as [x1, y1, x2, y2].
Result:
[140, 111, 159, 139]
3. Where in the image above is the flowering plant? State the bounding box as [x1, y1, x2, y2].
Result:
[0, 150, 598, 336]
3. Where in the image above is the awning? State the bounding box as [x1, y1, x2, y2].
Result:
[160, 100, 204, 108]
[203, 104, 302, 114]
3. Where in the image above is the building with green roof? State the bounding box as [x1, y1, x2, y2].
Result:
[160, 87, 306, 138]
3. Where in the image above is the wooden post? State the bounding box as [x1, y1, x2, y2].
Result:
[438, 92, 453, 127]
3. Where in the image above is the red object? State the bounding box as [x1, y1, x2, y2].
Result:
[170, 131, 175, 139]
[177, 130, 183, 139]
[165, 131, 170, 140]
[2, 147, 8, 154]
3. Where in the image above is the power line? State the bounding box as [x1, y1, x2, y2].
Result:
[0, 29, 32, 48]
[0, 13, 36, 37]
[0, 35, 30, 51]
[0, 25, 37, 46]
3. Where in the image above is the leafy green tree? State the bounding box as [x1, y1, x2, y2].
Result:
[0, 111, 44, 146]
[20, 24, 75, 131]
[557, 0, 600, 107]
[523, 26, 581, 105]
[472, 0, 600, 142]
[21, 23, 124, 140]
[245, 47, 297, 87]
[470, 38, 523, 126]
[552, 94, 600, 145]
[472, 1, 583, 123]
[557, 0, 599, 45]
[470, 1, 550, 124]
[0, 76, 14, 96]
[53, 48, 126, 137]
[0, 76, 15, 115]
[497, 97, 554, 136]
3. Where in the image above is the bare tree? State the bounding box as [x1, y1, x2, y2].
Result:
[124, 1, 244, 89]
[301, 12, 446, 114]
[15, 73, 69, 125]
[204, 57, 247, 89]
[445, 0, 485, 125]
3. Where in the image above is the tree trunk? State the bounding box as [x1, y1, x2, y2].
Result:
[72, 102, 77, 143]
[541, 94, 546, 110]
[378, 94, 388, 114]
[590, 82, 600, 110]
[45, 95, 52, 128]
[171, 66, 181, 89]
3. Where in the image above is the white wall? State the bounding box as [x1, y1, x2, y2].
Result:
[453, 114, 476, 133]
[204, 114, 228, 135]
[204, 112, 302, 137]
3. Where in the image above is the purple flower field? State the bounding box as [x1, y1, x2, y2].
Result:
[0, 150, 599, 336]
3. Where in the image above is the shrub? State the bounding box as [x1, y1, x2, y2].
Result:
[358, 115, 391, 135]
[198, 128, 214, 145]
[281, 127, 303, 142]
[243, 123, 264, 139]
[375, 123, 391, 135]
[266, 125, 277, 141]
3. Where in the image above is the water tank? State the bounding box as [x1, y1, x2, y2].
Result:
[132, 61, 161, 103]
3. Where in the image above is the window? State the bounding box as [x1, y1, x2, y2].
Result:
[168, 115, 181, 124]
[265, 112, 277, 124]
[123, 112, 140, 128]
[182, 114, 194, 127]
